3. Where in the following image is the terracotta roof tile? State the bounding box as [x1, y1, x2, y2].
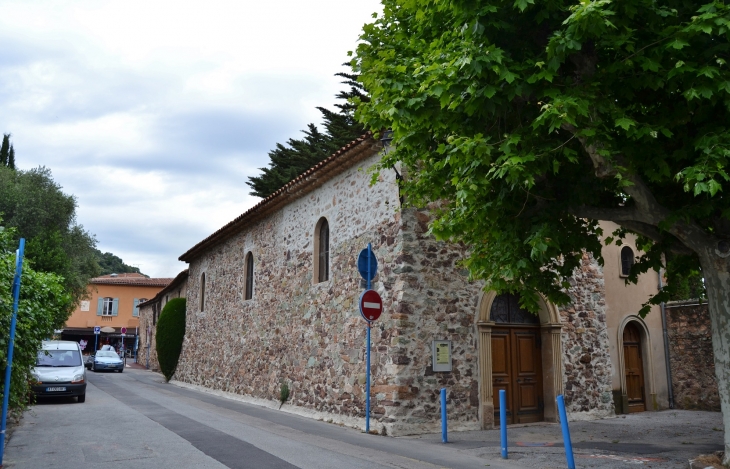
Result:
[90, 275, 173, 287]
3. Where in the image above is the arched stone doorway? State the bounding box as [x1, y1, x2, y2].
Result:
[476, 291, 563, 428]
[617, 317, 656, 413]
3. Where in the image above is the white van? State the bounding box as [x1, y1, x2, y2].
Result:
[31, 340, 87, 403]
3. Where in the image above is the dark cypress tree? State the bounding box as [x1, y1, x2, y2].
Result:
[246, 65, 369, 198]
[0, 134, 9, 166]
[7, 145, 15, 170]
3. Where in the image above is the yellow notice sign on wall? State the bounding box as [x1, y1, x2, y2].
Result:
[432, 340, 452, 372]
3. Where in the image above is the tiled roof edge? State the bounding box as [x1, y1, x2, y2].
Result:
[90, 278, 173, 287]
[138, 269, 189, 308]
[178, 133, 379, 263]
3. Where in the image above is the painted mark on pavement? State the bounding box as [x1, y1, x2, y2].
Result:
[578, 454, 668, 464]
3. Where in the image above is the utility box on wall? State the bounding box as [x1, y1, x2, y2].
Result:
[432, 340, 452, 372]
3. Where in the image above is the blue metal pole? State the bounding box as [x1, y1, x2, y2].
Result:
[440, 388, 448, 443]
[365, 324, 371, 434]
[557, 395, 576, 469]
[1, 239, 25, 467]
[94, 333, 98, 354]
[365, 243, 372, 434]
[499, 389, 508, 459]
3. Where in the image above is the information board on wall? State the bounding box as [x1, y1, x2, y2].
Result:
[432, 340, 452, 372]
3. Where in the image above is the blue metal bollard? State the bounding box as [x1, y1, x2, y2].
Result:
[556, 395, 576, 469]
[499, 389, 507, 459]
[440, 388, 448, 443]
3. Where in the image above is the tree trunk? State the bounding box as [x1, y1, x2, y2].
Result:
[698, 246, 730, 466]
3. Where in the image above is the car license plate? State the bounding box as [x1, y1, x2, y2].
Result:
[46, 387, 66, 392]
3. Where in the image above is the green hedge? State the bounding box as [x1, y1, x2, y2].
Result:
[0, 223, 73, 413]
[155, 297, 186, 382]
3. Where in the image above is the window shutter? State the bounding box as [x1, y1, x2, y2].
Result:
[112, 298, 119, 316]
[133, 298, 139, 317]
[97, 298, 103, 316]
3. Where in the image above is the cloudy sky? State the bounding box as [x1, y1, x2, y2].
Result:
[0, 0, 382, 278]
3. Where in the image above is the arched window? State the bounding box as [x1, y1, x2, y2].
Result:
[244, 252, 254, 300]
[489, 293, 539, 324]
[314, 218, 330, 283]
[199, 272, 206, 312]
[620, 246, 634, 277]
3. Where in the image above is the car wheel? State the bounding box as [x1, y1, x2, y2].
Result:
[92, 363, 97, 372]
[78, 394, 86, 403]
[119, 367, 123, 373]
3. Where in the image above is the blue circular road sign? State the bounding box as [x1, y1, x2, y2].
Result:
[357, 248, 378, 280]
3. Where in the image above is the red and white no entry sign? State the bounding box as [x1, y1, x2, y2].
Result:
[359, 289, 383, 322]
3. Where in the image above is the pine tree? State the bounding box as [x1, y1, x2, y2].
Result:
[246, 65, 369, 198]
[0, 134, 9, 166]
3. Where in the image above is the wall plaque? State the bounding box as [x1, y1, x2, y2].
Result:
[432, 340, 452, 372]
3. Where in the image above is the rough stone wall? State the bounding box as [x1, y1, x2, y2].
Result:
[137, 303, 160, 371]
[176, 154, 410, 433]
[665, 301, 720, 411]
[559, 252, 615, 418]
[380, 207, 483, 435]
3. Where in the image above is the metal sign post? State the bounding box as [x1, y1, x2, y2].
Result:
[121, 327, 127, 365]
[93, 326, 100, 353]
[366, 243, 372, 435]
[357, 243, 380, 434]
[1, 239, 25, 468]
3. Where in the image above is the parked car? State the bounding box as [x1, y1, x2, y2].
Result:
[31, 340, 87, 403]
[84, 354, 94, 369]
[91, 350, 124, 373]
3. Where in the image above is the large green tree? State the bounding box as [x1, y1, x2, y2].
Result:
[246, 67, 368, 198]
[355, 0, 730, 461]
[0, 165, 99, 308]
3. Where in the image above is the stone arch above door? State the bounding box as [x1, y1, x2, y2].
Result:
[617, 316, 656, 412]
[477, 290, 561, 325]
[476, 290, 563, 428]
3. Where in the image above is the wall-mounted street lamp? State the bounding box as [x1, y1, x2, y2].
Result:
[379, 129, 403, 205]
[380, 129, 394, 155]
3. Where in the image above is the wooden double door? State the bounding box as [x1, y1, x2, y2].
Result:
[492, 327, 544, 424]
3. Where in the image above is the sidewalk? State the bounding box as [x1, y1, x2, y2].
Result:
[124, 360, 149, 370]
[407, 410, 723, 468]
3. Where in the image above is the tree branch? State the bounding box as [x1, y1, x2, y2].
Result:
[617, 221, 696, 257]
[569, 205, 643, 222]
[561, 123, 715, 254]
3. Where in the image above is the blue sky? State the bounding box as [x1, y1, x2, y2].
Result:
[0, 0, 382, 277]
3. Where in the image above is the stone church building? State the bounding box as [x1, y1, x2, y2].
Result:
[154, 134, 673, 435]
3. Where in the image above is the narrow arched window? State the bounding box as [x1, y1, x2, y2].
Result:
[620, 246, 634, 277]
[244, 252, 254, 300]
[314, 218, 330, 283]
[200, 272, 206, 312]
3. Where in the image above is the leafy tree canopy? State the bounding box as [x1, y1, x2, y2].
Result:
[0, 165, 99, 308]
[246, 67, 368, 198]
[0, 222, 74, 413]
[355, 0, 730, 460]
[94, 249, 143, 276]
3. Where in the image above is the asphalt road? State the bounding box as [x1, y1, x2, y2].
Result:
[3, 367, 724, 469]
[2, 368, 514, 469]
